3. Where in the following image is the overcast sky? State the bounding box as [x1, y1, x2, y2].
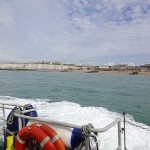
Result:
[0, 0, 150, 65]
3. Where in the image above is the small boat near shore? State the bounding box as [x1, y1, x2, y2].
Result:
[129, 71, 139, 75]
[86, 70, 99, 73]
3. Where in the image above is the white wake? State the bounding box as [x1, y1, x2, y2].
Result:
[0, 96, 150, 150]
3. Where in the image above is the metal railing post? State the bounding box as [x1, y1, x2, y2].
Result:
[18, 117, 22, 131]
[85, 135, 90, 150]
[2, 104, 6, 136]
[116, 121, 122, 150]
[2, 104, 5, 121]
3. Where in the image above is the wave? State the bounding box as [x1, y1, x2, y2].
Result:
[0, 96, 150, 150]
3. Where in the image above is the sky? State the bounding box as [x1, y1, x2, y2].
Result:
[0, 0, 150, 65]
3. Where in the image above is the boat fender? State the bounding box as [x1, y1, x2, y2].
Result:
[3, 104, 37, 150]
[6, 136, 14, 150]
[23, 104, 38, 125]
[6, 106, 22, 134]
[5, 104, 37, 135]
[3, 106, 22, 150]
[49, 125, 85, 149]
[71, 128, 85, 149]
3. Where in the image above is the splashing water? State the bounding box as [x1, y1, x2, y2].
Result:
[0, 96, 150, 150]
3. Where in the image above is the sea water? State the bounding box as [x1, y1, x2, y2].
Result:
[0, 70, 150, 149]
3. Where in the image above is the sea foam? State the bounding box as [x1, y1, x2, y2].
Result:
[0, 96, 150, 150]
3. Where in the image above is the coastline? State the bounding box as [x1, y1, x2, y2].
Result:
[97, 70, 150, 76]
[0, 63, 150, 76]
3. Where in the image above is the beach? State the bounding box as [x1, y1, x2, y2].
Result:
[97, 70, 150, 76]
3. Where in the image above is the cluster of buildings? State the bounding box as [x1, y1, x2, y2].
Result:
[109, 64, 150, 72]
[91, 64, 150, 72]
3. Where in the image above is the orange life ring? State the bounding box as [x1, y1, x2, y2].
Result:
[31, 122, 66, 150]
[15, 125, 56, 150]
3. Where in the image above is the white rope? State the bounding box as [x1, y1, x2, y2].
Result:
[82, 123, 99, 150]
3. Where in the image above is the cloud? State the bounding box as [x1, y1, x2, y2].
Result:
[62, 0, 150, 26]
[0, 0, 150, 64]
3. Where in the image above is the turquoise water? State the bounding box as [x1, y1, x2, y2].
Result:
[0, 70, 150, 126]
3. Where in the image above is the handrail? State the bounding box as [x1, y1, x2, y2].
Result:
[14, 113, 82, 129]
[0, 102, 122, 150]
[14, 113, 121, 133]
[89, 118, 121, 133]
[0, 106, 14, 110]
[0, 107, 36, 112]
[22, 109, 36, 114]
[0, 103, 24, 107]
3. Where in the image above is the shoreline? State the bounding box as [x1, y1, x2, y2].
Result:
[0, 63, 150, 76]
[0, 68, 150, 76]
[97, 70, 150, 76]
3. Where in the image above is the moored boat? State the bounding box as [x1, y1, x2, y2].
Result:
[129, 71, 139, 75]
